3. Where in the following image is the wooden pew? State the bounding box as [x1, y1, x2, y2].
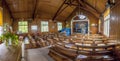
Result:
[49, 48, 72, 61]
[49, 45, 77, 61]
[28, 34, 37, 48]
[39, 38, 47, 47]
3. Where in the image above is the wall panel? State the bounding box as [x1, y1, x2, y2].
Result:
[110, 3, 120, 40]
[12, 18, 65, 33]
[2, 1, 13, 26]
[66, 9, 99, 34]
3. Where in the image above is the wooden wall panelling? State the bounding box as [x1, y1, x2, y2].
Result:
[99, 14, 104, 34]
[12, 18, 65, 33]
[12, 19, 18, 32]
[2, 0, 13, 26]
[49, 21, 57, 33]
[66, 9, 99, 34]
[110, 2, 120, 59]
[0, 0, 1, 7]
[110, 4, 120, 40]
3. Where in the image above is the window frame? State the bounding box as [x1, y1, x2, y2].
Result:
[18, 21, 28, 33]
[104, 14, 110, 37]
[41, 21, 49, 32]
[57, 22, 62, 31]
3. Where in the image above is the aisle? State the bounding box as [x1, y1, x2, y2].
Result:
[26, 47, 54, 61]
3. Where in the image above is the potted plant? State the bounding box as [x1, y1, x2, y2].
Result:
[0, 32, 19, 47]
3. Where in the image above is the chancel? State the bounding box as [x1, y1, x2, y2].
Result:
[0, 0, 120, 61]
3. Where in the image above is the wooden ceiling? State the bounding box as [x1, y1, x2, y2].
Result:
[2, 0, 113, 21]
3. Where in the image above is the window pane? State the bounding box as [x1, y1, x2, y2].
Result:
[18, 22, 21, 25]
[18, 21, 28, 33]
[41, 21, 49, 32]
[24, 22, 28, 25]
[104, 14, 110, 37]
[57, 22, 62, 31]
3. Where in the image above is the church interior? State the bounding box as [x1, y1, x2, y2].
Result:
[0, 0, 120, 61]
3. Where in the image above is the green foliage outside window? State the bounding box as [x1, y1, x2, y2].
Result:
[18, 21, 28, 33]
[41, 21, 49, 32]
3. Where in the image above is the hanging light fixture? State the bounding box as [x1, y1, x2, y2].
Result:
[78, 13, 86, 20]
[106, 0, 115, 8]
[78, 4, 86, 20]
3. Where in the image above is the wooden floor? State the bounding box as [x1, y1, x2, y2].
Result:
[0, 43, 21, 61]
[26, 46, 54, 61]
[0, 43, 54, 61]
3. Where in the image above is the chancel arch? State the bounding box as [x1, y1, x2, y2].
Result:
[71, 14, 90, 35]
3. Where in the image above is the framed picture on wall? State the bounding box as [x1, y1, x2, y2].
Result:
[31, 25, 37, 32]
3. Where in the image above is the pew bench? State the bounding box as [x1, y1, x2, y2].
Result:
[49, 48, 72, 61]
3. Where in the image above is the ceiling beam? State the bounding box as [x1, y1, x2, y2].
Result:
[76, 0, 100, 14]
[56, 5, 69, 17]
[65, 6, 99, 22]
[111, 0, 120, 9]
[76, 0, 84, 7]
[52, 0, 67, 21]
[2, 0, 14, 20]
[32, 0, 39, 20]
[80, 6, 99, 18]
[56, 0, 76, 20]
[74, 0, 100, 17]
[65, 7, 78, 21]
[65, 3, 78, 6]
[64, 1, 99, 20]
[82, 0, 101, 14]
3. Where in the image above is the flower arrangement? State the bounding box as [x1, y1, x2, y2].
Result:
[0, 32, 19, 46]
[0, 23, 19, 46]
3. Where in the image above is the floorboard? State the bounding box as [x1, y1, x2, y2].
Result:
[26, 47, 54, 61]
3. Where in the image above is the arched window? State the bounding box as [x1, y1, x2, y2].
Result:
[71, 15, 89, 34]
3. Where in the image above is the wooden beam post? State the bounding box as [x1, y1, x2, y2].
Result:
[32, 0, 38, 20]
[2, 0, 14, 20]
[65, 3, 78, 6]
[65, 7, 78, 21]
[76, 0, 85, 7]
[82, 0, 101, 14]
[79, 7, 99, 18]
[65, 6, 99, 22]
[56, 5, 69, 17]
[75, 0, 100, 18]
